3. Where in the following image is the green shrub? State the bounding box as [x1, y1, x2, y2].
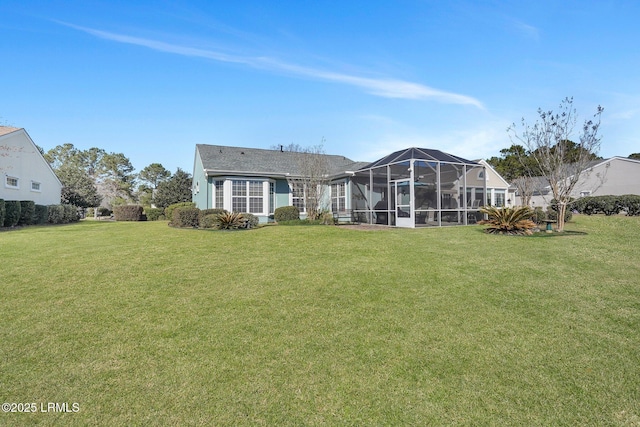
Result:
[113, 205, 144, 221]
[63, 204, 79, 223]
[0, 199, 5, 227]
[621, 194, 640, 216]
[172, 207, 200, 228]
[241, 213, 259, 229]
[530, 207, 546, 225]
[144, 208, 164, 221]
[547, 199, 573, 222]
[97, 207, 112, 217]
[34, 205, 48, 224]
[46, 204, 79, 224]
[18, 201, 36, 226]
[215, 211, 246, 230]
[4, 201, 21, 227]
[47, 205, 65, 224]
[198, 209, 227, 228]
[199, 213, 220, 229]
[274, 206, 300, 222]
[165, 202, 195, 221]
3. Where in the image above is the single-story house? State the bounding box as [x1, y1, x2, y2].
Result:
[515, 157, 640, 209]
[192, 144, 512, 228]
[0, 126, 62, 205]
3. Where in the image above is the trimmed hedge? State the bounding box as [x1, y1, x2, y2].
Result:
[47, 205, 65, 224]
[274, 205, 300, 222]
[0, 199, 4, 227]
[172, 207, 200, 228]
[4, 200, 21, 227]
[113, 205, 145, 221]
[34, 205, 48, 224]
[570, 195, 640, 216]
[145, 208, 164, 221]
[47, 204, 80, 224]
[165, 202, 196, 221]
[19, 200, 36, 226]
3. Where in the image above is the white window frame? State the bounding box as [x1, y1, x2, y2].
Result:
[5, 175, 19, 189]
[289, 180, 306, 213]
[31, 181, 41, 192]
[331, 181, 347, 212]
[218, 178, 271, 215]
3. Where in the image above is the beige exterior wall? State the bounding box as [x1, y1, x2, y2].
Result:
[571, 157, 640, 197]
[475, 160, 514, 207]
[516, 157, 640, 209]
[0, 128, 62, 205]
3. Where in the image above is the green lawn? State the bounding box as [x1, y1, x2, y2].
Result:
[1, 216, 639, 426]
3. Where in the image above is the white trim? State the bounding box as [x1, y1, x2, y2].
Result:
[31, 180, 41, 192]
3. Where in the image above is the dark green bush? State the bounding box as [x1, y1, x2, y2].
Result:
[97, 207, 112, 217]
[547, 199, 573, 223]
[570, 195, 640, 216]
[620, 194, 640, 216]
[274, 206, 300, 222]
[47, 204, 79, 224]
[546, 207, 572, 223]
[0, 199, 5, 227]
[34, 205, 48, 224]
[241, 213, 259, 229]
[19, 200, 36, 226]
[165, 202, 195, 221]
[4, 201, 21, 227]
[172, 207, 200, 227]
[145, 208, 164, 221]
[113, 205, 144, 221]
[198, 208, 227, 228]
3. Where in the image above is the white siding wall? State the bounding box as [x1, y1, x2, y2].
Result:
[0, 129, 62, 205]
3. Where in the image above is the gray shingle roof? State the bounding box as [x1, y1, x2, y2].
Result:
[196, 144, 366, 178]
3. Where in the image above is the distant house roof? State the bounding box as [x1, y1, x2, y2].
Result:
[0, 126, 21, 137]
[362, 147, 478, 169]
[196, 144, 368, 179]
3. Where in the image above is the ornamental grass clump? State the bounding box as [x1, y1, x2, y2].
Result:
[479, 206, 537, 235]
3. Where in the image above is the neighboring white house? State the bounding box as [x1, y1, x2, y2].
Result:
[476, 159, 516, 208]
[0, 126, 62, 205]
[516, 157, 640, 209]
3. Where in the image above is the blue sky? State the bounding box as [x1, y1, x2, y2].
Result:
[1, 1, 639, 174]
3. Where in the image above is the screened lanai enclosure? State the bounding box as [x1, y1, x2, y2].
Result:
[350, 148, 487, 228]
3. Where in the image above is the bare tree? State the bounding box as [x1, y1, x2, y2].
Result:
[507, 97, 603, 231]
[280, 142, 330, 220]
[511, 176, 537, 207]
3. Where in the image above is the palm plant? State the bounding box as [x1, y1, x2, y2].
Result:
[215, 212, 246, 230]
[478, 206, 537, 235]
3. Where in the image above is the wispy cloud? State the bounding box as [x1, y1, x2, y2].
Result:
[507, 18, 540, 41]
[60, 22, 484, 108]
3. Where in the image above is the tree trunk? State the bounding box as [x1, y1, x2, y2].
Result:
[556, 202, 566, 232]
